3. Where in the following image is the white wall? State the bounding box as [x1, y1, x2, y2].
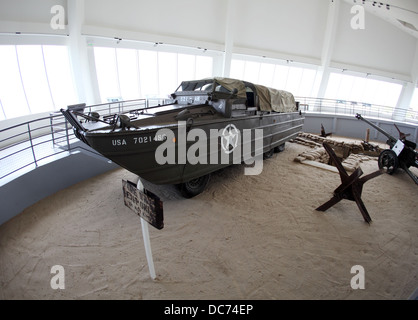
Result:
[332, 1, 417, 81]
[80, 0, 417, 83]
[83, 0, 227, 50]
[0, 0, 417, 110]
[233, 0, 328, 64]
[1, 0, 417, 82]
[0, 0, 67, 34]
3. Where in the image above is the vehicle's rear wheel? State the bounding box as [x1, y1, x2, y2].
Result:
[177, 174, 211, 198]
[263, 148, 274, 159]
[274, 143, 285, 153]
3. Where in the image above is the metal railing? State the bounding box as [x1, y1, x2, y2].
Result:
[0, 98, 161, 183]
[0, 113, 72, 182]
[49, 98, 150, 146]
[1, 97, 416, 184]
[295, 96, 418, 123]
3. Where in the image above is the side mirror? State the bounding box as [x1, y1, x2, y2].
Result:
[232, 88, 238, 95]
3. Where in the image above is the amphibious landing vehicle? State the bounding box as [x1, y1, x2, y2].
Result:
[62, 77, 305, 197]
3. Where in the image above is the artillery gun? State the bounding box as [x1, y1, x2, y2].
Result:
[355, 113, 418, 185]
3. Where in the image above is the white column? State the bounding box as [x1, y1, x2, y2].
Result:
[315, 0, 340, 99]
[316, 67, 331, 99]
[393, 82, 415, 121]
[67, 0, 99, 105]
[393, 41, 418, 122]
[222, 0, 236, 77]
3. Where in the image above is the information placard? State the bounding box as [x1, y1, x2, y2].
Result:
[122, 180, 164, 230]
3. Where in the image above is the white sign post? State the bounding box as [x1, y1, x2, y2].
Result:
[138, 180, 156, 280]
[122, 179, 164, 280]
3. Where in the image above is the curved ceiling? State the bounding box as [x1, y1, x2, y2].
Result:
[0, 0, 417, 82]
[342, 0, 418, 38]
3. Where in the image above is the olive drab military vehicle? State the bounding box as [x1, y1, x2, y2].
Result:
[62, 78, 305, 197]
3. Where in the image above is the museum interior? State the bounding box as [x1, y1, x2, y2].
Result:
[0, 0, 417, 301]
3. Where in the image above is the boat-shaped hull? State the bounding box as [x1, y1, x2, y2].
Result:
[82, 111, 304, 184]
[62, 78, 305, 195]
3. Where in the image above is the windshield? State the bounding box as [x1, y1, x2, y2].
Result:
[176, 80, 214, 92]
[175, 80, 235, 95]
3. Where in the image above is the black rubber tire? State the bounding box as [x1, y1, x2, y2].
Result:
[177, 174, 211, 198]
[378, 149, 399, 175]
[263, 148, 274, 159]
[274, 143, 285, 153]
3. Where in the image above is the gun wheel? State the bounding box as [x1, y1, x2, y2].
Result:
[378, 149, 398, 175]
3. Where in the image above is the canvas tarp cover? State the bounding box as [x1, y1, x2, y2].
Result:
[214, 78, 247, 99]
[254, 84, 296, 112]
[255, 85, 271, 111]
[269, 88, 297, 112]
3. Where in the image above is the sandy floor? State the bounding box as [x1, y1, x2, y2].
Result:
[0, 139, 417, 300]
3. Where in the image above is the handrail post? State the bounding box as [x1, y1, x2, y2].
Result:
[65, 118, 71, 152]
[27, 123, 37, 167]
[50, 115, 55, 146]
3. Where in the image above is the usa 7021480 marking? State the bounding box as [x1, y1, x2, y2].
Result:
[133, 134, 167, 144]
[112, 134, 167, 146]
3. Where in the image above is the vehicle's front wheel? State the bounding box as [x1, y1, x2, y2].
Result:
[177, 174, 211, 198]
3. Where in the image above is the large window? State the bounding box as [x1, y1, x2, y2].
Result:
[410, 88, 418, 110]
[158, 52, 178, 98]
[117, 48, 141, 100]
[324, 72, 402, 108]
[43, 46, 77, 112]
[138, 50, 159, 99]
[408, 87, 418, 121]
[230, 58, 318, 97]
[0, 45, 77, 120]
[0, 46, 30, 119]
[94, 47, 214, 102]
[94, 47, 120, 102]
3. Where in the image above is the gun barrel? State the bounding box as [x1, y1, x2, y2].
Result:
[355, 113, 397, 143]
